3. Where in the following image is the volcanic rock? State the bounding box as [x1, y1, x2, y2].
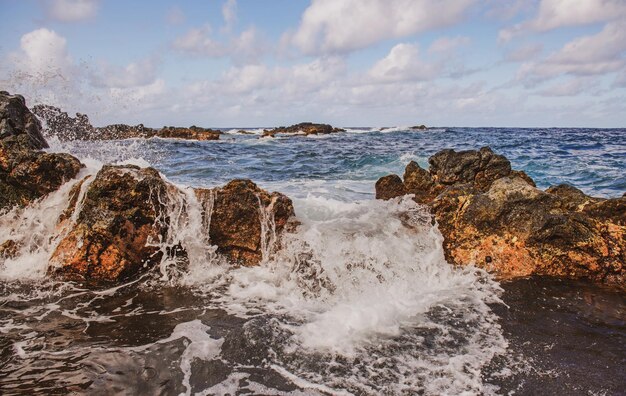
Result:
[32, 104, 96, 141]
[158, 126, 220, 141]
[197, 179, 295, 266]
[50, 165, 170, 283]
[376, 147, 626, 288]
[263, 122, 345, 138]
[410, 125, 427, 130]
[0, 92, 82, 211]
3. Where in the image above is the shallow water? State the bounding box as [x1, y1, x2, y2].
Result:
[1, 127, 625, 395]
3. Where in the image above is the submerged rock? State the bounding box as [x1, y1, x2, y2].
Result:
[197, 179, 295, 266]
[0, 92, 82, 211]
[376, 147, 626, 288]
[263, 122, 345, 138]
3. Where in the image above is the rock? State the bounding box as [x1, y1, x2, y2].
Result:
[410, 125, 427, 130]
[263, 123, 345, 138]
[0, 92, 48, 149]
[376, 147, 626, 288]
[158, 126, 220, 141]
[428, 147, 511, 190]
[32, 104, 95, 141]
[0, 92, 82, 211]
[375, 175, 405, 200]
[198, 179, 295, 266]
[50, 165, 170, 283]
[50, 169, 295, 282]
[96, 124, 157, 140]
[0, 240, 18, 259]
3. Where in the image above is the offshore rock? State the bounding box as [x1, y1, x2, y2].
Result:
[96, 123, 157, 140]
[197, 179, 295, 266]
[0, 92, 82, 211]
[50, 165, 169, 283]
[263, 122, 345, 138]
[32, 104, 95, 141]
[158, 126, 220, 141]
[376, 147, 626, 288]
[410, 125, 427, 130]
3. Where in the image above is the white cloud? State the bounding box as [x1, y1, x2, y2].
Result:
[46, 0, 99, 22]
[90, 57, 160, 89]
[428, 36, 470, 53]
[13, 28, 72, 77]
[499, 0, 626, 41]
[172, 25, 267, 63]
[172, 25, 225, 57]
[536, 77, 602, 97]
[369, 43, 438, 82]
[291, 0, 475, 54]
[518, 22, 626, 84]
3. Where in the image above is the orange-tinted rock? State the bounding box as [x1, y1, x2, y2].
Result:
[50, 165, 169, 283]
[375, 174, 406, 200]
[198, 179, 295, 266]
[376, 147, 626, 288]
[158, 126, 220, 141]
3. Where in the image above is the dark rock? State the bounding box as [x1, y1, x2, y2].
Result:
[263, 123, 345, 138]
[376, 147, 626, 288]
[0, 92, 48, 149]
[96, 124, 157, 140]
[32, 104, 95, 141]
[375, 175, 406, 200]
[0, 93, 82, 211]
[429, 146, 511, 190]
[198, 179, 295, 266]
[410, 125, 427, 130]
[50, 165, 170, 283]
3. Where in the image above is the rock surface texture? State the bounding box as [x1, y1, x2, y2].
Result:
[0, 92, 82, 211]
[51, 170, 295, 283]
[376, 147, 625, 288]
[198, 180, 295, 266]
[263, 122, 345, 138]
[50, 165, 169, 282]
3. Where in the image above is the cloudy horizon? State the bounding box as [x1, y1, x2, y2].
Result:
[1, 0, 625, 128]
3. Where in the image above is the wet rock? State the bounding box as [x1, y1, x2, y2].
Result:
[32, 104, 95, 141]
[197, 179, 295, 266]
[157, 126, 220, 141]
[96, 123, 157, 140]
[50, 165, 169, 283]
[376, 147, 626, 288]
[0, 239, 18, 259]
[0, 92, 82, 211]
[410, 125, 427, 130]
[263, 122, 345, 138]
[375, 175, 406, 200]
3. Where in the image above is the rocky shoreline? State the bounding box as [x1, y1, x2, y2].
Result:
[32, 103, 221, 141]
[1, 91, 624, 289]
[376, 147, 625, 288]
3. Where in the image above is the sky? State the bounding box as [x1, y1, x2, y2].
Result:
[0, 0, 625, 128]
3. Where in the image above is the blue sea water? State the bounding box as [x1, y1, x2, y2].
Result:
[1, 126, 625, 395]
[56, 127, 626, 199]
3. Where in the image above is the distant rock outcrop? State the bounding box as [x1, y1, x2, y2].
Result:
[410, 125, 427, 130]
[158, 126, 220, 141]
[376, 147, 626, 288]
[33, 104, 221, 141]
[263, 122, 345, 138]
[1, 92, 82, 211]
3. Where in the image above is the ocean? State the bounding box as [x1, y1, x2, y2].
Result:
[1, 127, 625, 395]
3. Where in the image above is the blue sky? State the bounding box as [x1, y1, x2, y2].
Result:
[1, 0, 625, 127]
